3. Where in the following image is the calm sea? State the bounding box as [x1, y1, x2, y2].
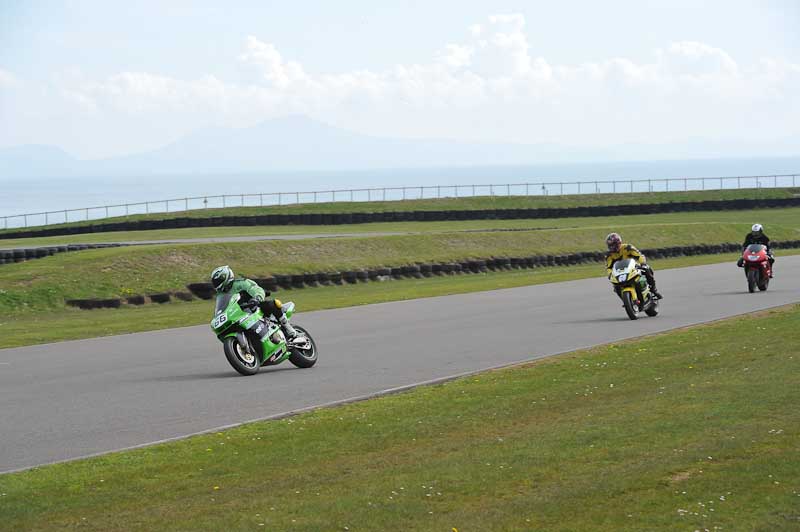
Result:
[1, 157, 799, 222]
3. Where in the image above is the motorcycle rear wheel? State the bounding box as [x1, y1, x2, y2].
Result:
[224, 336, 261, 376]
[288, 325, 318, 368]
[622, 292, 638, 320]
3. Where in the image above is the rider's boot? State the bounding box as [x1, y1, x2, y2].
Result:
[279, 315, 298, 339]
[650, 283, 663, 300]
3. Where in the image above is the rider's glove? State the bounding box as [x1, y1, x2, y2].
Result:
[243, 300, 259, 311]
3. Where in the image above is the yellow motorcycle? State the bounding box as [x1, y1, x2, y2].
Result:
[609, 258, 659, 320]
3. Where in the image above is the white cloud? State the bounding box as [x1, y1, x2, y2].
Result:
[5, 14, 799, 157]
[0, 68, 21, 89]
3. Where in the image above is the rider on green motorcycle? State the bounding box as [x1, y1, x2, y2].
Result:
[605, 233, 663, 299]
[211, 265, 298, 339]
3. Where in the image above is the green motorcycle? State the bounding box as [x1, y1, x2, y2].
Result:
[211, 292, 318, 375]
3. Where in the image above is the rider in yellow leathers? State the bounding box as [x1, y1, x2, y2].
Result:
[605, 233, 663, 299]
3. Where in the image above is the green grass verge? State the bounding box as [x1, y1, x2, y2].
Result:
[2, 303, 798, 531]
[3, 206, 800, 248]
[3, 186, 797, 235]
[2, 252, 794, 350]
[2, 214, 799, 315]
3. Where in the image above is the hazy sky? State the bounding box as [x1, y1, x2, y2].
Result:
[1, 0, 798, 159]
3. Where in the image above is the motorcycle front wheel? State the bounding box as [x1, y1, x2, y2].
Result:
[622, 291, 638, 320]
[223, 336, 261, 376]
[746, 269, 758, 293]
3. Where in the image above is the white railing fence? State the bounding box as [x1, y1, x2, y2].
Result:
[2, 173, 798, 230]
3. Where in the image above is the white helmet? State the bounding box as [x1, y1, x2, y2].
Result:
[211, 265, 234, 292]
[751, 224, 763, 233]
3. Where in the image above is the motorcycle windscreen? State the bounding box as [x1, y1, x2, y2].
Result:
[612, 258, 636, 272]
[214, 292, 235, 315]
[746, 244, 766, 253]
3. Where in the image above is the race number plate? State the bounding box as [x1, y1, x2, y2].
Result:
[212, 314, 228, 329]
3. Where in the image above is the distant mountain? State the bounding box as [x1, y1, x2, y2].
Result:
[0, 144, 81, 178]
[1, 116, 798, 179]
[0, 116, 572, 179]
[95, 115, 574, 175]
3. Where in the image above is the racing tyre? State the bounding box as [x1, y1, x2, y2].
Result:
[223, 336, 260, 376]
[288, 325, 318, 368]
[644, 299, 659, 317]
[622, 291, 638, 320]
[758, 275, 769, 291]
[747, 269, 758, 293]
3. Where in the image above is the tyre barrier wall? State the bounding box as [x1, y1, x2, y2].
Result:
[6, 196, 800, 240]
[65, 239, 800, 309]
[0, 242, 129, 266]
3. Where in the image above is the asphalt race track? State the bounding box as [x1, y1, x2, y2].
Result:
[1, 257, 798, 473]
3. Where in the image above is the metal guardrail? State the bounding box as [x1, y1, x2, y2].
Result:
[2, 173, 798, 230]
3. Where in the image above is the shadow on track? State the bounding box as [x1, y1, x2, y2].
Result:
[562, 316, 630, 324]
[132, 365, 300, 383]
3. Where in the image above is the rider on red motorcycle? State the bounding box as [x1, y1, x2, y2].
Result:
[737, 224, 774, 276]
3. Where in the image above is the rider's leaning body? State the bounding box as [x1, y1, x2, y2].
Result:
[605, 233, 663, 299]
[211, 266, 298, 338]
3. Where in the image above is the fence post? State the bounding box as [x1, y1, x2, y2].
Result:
[507, 184, 510, 196]
[45, 212, 49, 225]
[185, 198, 188, 211]
[350, 190, 353, 202]
[105, 206, 109, 218]
[437, 185, 441, 198]
[403, 187, 406, 200]
[420, 186, 423, 199]
[382, 188, 386, 201]
[738, 177, 741, 189]
[222, 196, 226, 208]
[24, 214, 27, 227]
[85, 208, 89, 221]
[64, 209, 68, 223]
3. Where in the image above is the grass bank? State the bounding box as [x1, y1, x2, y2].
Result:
[3, 252, 796, 349]
[2, 220, 799, 314]
[2, 186, 797, 235]
[2, 304, 798, 531]
[2, 206, 800, 248]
